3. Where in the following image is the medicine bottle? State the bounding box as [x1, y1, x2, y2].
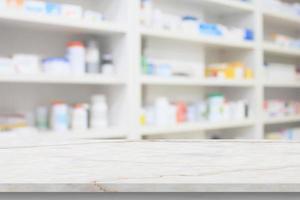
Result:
[90, 95, 108, 129]
[67, 41, 86, 75]
[86, 40, 100, 74]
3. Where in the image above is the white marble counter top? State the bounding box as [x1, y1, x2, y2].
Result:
[1, 136, 300, 192]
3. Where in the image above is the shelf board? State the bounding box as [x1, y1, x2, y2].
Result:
[192, 0, 254, 13]
[0, 11, 126, 35]
[140, 27, 255, 50]
[264, 81, 300, 88]
[263, 10, 300, 28]
[264, 42, 300, 57]
[264, 115, 300, 125]
[1, 128, 127, 139]
[141, 76, 255, 87]
[141, 119, 255, 136]
[45, 129, 127, 139]
[0, 74, 125, 85]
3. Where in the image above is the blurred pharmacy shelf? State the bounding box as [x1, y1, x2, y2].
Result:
[0, 0, 300, 140]
[141, 119, 255, 136]
[140, 28, 255, 50]
[0, 11, 126, 35]
[0, 74, 125, 85]
[264, 116, 300, 125]
[141, 76, 255, 87]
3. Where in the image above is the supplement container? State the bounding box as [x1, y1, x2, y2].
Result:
[61, 4, 82, 19]
[176, 101, 187, 123]
[71, 104, 88, 131]
[86, 40, 100, 74]
[24, 0, 46, 15]
[42, 57, 70, 75]
[51, 101, 69, 132]
[141, 0, 153, 26]
[13, 54, 40, 74]
[0, 57, 15, 74]
[67, 41, 86, 75]
[90, 95, 108, 129]
[155, 97, 171, 126]
[208, 93, 225, 122]
[45, 2, 61, 16]
[6, 0, 24, 10]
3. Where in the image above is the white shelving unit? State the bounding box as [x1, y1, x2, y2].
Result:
[0, 0, 131, 139]
[0, 0, 299, 140]
[138, 0, 260, 140]
[262, 1, 300, 139]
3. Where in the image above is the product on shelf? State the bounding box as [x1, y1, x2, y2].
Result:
[42, 57, 70, 75]
[264, 63, 300, 81]
[266, 128, 300, 141]
[140, 94, 250, 127]
[67, 41, 86, 75]
[269, 33, 300, 49]
[263, 0, 300, 16]
[51, 101, 69, 132]
[13, 54, 40, 74]
[1, 0, 105, 23]
[61, 3, 82, 20]
[86, 40, 101, 74]
[0, 94, 109, 134]
[90, 94, 108, 129]
[0, 57, 15, 74]
[0, 40, 115, 76]
[24, 0, 45, 15]
[140, 0, 255, 42]
[71, 103, 88, 131]
[0, 113, 28, 132]
[45, 2, 60, 16]
[206, 62, 254, 80]
[5, 0, 24, 9]
[141, 56, 204, 78]
[264, 100, 300, 118]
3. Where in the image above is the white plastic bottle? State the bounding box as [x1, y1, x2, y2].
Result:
[51, 101, 69, 132]
[71, 104, 88, 131]
[155, 97, 171, 126]
[67, 41, 86, 75]
[90, 95, 108, 129]
[86, 40, 100, 74]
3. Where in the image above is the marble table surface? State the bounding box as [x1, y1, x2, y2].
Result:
[1, 135, 300, 192]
